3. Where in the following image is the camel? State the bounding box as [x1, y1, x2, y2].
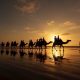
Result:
[11, 41, 18, 48]
[52, 38, 71, 61]
[19, 40, 28, 48]
[42, 41, 53, 48]
[35, 40, 52, 49]
[6, 42, 10, 47]
[20, 43, 27, 48]
[52, 39, 71, 47]
[28, 40, 35, 49]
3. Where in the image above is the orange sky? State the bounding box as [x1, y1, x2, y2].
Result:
[0, 0, 80, 46]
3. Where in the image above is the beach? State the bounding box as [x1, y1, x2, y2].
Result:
[0, 47, 80, 80]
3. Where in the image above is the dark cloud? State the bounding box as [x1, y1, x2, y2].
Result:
[15, 0, 39, 13]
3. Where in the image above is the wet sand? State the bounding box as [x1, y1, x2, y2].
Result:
[0, 47, 80, 80]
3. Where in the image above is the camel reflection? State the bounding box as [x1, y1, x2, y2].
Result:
[6, 49, 9, 55]
[28, 50, 33, 58]
[19, 49, 26, 58]
[0, 49, 47, 63]
[27, 50, 47, 63]
[10, 49, 17, 57]
[35, 50, 47, 63]
[52, 49, 64, 64]
[53, 54, 63, 61]
[0, 49, 4, 55]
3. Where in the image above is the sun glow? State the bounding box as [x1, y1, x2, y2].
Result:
[49, 36, 54, 42]
[43, 31, 68, 45]
[46, 34, 56, 42]
[48, 34, 60, 42]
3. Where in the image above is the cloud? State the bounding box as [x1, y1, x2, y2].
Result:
[59, 21, 80, 35]
[63, 21, 75, 26]
[59, 21, 78, 30]
[16, 0, 39, 13]
[61, 33, 71, 35]
[24, 27, 31, 30]
[24, 26, 39, 33]
[47, 20, 55, 26]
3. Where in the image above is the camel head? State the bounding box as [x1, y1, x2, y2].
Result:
[46, 41, 53, 45]
[62, 40, 71, 44]
[67, 40, 71, 42]
[65, 40, 71, 44]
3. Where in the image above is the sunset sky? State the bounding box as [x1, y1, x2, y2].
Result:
[0, 0, 80, 46]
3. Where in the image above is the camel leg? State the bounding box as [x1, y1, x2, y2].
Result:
[59, 46, 61, 56]
[63, 46, 64, 57]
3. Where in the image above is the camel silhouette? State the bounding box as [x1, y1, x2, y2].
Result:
[52, 36, 71, 63]
[6, 42, 10, 47]
[35, 38, 52, 49]
[52, 39, 71, 47]
[19, 40, 27, 48]
[28, 40, 34, 49]
[11, 41, 18, 48]
[52, 35, 71, 47]
[42, 41, 52, 48]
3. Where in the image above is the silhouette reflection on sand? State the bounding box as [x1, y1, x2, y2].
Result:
[0, 48, 65, 64]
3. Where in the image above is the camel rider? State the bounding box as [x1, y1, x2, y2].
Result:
[54, 36, 57, 43]
[42, 37, 47, 44]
